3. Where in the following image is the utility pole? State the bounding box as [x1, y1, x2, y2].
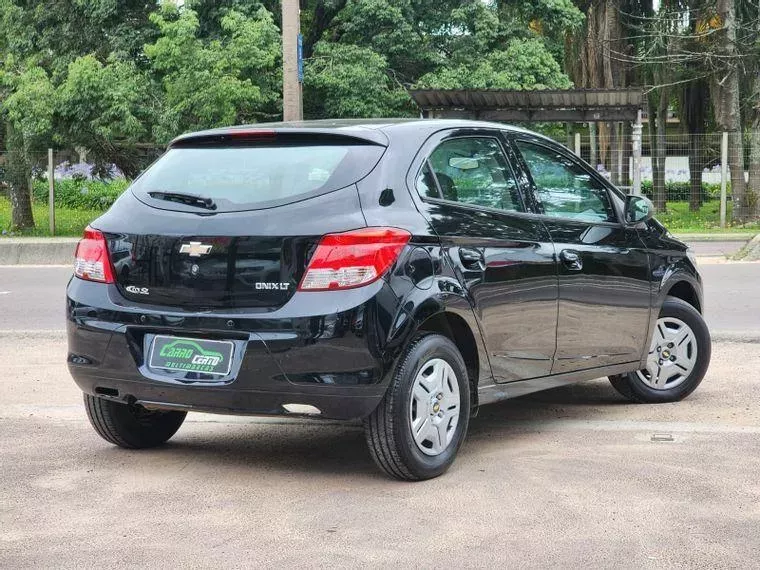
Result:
[281, 0, 303, 121]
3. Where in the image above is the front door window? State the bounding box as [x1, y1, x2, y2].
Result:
[515, 141, 615, 223]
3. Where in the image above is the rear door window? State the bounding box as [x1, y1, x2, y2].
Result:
[417, 137, 524, 213]
[131, 140, 385, 212]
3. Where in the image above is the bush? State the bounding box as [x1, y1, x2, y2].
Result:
[640, 180, 727, 202]
[32, 178, 130, 211]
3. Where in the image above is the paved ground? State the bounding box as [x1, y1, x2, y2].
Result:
[1, 335, 758, 568]
[682, 240, 747, 257]
[2, 261, 758, 335]
[699, 263, 760, 336]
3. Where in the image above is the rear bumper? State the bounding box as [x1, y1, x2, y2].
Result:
[66, 277, 394, 420]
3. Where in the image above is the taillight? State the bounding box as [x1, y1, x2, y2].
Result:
[298, 227, 411, 291]
[74, 226, 115, 283]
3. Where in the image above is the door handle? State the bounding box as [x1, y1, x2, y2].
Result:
[560, 249, 583, 271]
[459, 247, 484, 269]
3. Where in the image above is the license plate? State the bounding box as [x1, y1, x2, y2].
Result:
[149, 336, 234, 376]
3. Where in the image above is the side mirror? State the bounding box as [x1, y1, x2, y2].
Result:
[624, 195, 654, 225]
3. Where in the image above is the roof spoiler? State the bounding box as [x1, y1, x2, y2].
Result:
[169, 127, 389, 148]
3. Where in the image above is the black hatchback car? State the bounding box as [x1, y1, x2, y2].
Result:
[67, 119, 711, 480]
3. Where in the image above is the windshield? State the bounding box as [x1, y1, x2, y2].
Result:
[131, 142, 385, 212]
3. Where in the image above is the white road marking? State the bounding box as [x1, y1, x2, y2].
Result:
[0, 291, 10, 295]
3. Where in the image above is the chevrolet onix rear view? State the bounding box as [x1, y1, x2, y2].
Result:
[67, 120, 711, 480]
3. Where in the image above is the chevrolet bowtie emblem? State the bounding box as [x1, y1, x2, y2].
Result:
[179, 242, 213, 257]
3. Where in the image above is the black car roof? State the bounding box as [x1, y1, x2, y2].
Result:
[169, 118, 545, 148]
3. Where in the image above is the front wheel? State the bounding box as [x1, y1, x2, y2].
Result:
[84, 394, 186, 448]
[609, 296, 711, 403]
[365, 334, 470, 481]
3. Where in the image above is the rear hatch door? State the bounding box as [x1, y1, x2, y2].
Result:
[100, 130, 386, 310]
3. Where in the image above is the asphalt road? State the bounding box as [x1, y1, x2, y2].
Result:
[2, 261, 758, 335]
[1, 335, 759, 568]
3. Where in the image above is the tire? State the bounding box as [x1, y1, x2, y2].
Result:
[84, 394, 186, 449]
[364, 333, 471, 481]
[609, 296, 711, 403]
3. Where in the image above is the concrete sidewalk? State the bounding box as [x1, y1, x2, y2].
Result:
[0, 237, 78, 265]
[0, 233, 756, 265]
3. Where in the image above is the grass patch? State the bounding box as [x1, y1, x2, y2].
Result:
[0, 196, 102, 237]
[654, 201, 760, 233]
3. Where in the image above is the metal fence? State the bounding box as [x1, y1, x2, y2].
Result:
[549, 131, 754, 227]
[0, 136, 755, 232]
[551, 132, 727, 187]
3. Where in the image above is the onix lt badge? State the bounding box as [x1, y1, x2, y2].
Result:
[179, 241, 213, 257]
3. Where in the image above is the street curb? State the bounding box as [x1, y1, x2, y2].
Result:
[732, 234, 760, 261]
[674, 233, 757, 242]
[0, 330, 67, 340]
[0, 238, 78, 265]
[710, 330, 760, 344]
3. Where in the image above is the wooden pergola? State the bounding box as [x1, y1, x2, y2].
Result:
[408, 88, 645, 194]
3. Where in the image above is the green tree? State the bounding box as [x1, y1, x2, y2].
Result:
[0, 0, 158, 229]
[304, 42, 413, 118]
[145, 5, 281, 142]
[56, 55, 154, 177]
[417, 38, 572, 90]
[1, 61, 55, 229]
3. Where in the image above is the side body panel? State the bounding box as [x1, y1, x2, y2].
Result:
[390, 127, 559, 383]
[635, 220, 703, 367]
[539, 219, 652, 372]
[506, 132, 652, 374]
[357, 126, 495, 391]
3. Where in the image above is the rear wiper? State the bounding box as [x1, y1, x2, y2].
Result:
[149, 191, 217, 210]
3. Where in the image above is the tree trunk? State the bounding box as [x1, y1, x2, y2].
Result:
[713, 0, 747, 222]
[609, 122, 622, 185]
[654, 107, 667, 212]
[727, 131, 746, 221]
[747, 73, 760, 218]
[5, 123, 35, 231]
[589, 122, 598, 169]
[683, 80, 708, 212]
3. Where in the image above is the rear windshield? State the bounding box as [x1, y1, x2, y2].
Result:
[131, 142, 385, 212]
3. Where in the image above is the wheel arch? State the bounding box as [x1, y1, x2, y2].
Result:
[415, 310, 485, 408]
[641, 272, 705, 369]
[663, 278, 702, 313]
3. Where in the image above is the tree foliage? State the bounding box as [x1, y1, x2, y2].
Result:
[0, 0, 588, 229]
[417, 38, 572, 90]
[145, 6, 281, 141]
[305, 42, 413, 118]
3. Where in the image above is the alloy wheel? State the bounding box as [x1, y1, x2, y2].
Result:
[636, 317, 698, 390]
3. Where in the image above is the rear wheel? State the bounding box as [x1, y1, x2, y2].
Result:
[84, 394, 186, 448]
[609, 296, 711, 403]
[365, 334, 470, 481]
